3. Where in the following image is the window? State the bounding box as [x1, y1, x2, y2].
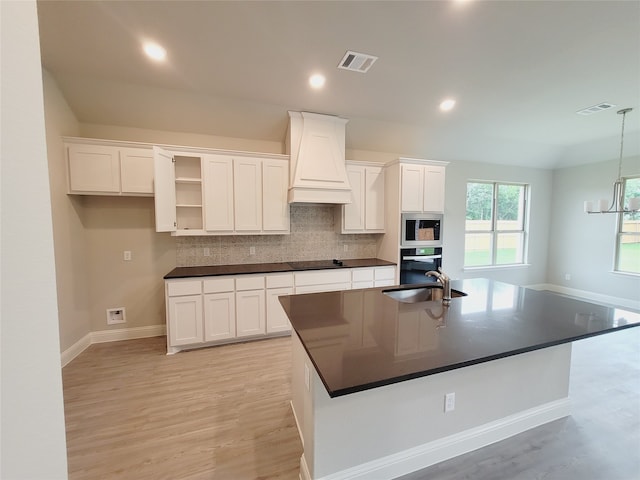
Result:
[615, 176, 640, 274]
[464, 182, 528, 267]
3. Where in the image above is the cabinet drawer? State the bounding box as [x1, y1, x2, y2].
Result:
[167, 280, 202, 297]
[266, 273, 294, 289]
[296, 282, 351, 294]
[375, 266, 395, 281]
[352, 268, 374, 283]
[203, 277, 235, 294]
[294, 269, 351, 287]
[236, 275, 265, 291]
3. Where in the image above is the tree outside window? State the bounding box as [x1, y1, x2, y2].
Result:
[615, 176, 640, 274]
[465, 182, 528, 267]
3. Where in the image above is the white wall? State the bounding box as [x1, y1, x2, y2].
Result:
[0, 1, 68, 477]
[547, 157, 640, 300]
[443, 160, 553, 285]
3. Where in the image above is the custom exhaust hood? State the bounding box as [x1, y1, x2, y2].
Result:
[286, 111, 352, 204]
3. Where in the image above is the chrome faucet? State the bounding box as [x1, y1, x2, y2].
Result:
[426, 267, 451, 306]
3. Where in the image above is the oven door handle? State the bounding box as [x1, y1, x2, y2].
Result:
[402, 255, 442, 261]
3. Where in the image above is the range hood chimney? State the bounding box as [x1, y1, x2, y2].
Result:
[286, 111, 352, 204]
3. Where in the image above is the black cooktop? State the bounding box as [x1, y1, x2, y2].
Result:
[287, 259, 344, 270]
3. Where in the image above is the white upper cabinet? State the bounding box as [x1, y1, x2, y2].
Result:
[422, 165, 445, 213]
[66, 140, 154, 196]
[400, 161, 447, 213]
[154, 147, 289, 236]
[365, 166, 385, 230]
[119, 147, 154, 194]
[153, 146, 177, 232]
[340, 162, 385, 234]
[203, 154, 234, 232]
[233, 157, 262, 232]
[262, 159, 290, 232]
[68, 143, 120, 193]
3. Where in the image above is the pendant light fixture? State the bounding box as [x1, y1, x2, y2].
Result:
[584, 107, 640, 214]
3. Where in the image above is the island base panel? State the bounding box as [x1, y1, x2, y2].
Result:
[292, 334, 571, 480]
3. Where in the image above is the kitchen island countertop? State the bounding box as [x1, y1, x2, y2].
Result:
[279, 278, 640, 398]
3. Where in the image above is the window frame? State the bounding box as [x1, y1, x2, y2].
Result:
[614, 175, 640, 275]
[464, 181, 529, 268]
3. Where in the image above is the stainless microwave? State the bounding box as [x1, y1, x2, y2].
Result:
[401, 213, 443, 247]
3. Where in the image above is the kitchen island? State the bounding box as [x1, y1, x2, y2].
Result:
[279, 278, 640, 480]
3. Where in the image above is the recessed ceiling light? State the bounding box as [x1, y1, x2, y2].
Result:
[143, 42, 167, 62]
[309, 74, 326, 89]
[440, 99, 456, 112]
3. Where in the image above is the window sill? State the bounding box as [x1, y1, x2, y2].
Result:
[610, 270, 640, 278]
[463, 264, 531, 272]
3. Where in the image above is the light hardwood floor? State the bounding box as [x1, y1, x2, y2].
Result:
[64, 328, 640, 480]
[63, 336, 302, 479]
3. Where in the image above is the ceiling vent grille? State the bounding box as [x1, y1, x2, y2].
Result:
[576, 103, 616, 115]
[338, 50, 378, 73]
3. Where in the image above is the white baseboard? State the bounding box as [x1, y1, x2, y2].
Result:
[290, 400, 304, 448]
[304, 398, 570, 480]
[60, 333, 92, 367]
[61, 324, 166, 367]
[90, 324, 166, 344]
[526, 283, 640, 311]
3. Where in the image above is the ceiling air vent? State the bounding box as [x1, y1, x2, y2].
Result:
[576, 103, 616, 115]
[338, 50, 378, 73]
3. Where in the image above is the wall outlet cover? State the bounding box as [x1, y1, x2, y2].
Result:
[106, 307, 126, 325]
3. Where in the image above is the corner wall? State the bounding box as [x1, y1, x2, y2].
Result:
[42, 70, 91, 352]
[547, 157, 640, 300]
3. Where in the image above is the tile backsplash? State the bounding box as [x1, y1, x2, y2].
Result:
[176, 204, 381, 266]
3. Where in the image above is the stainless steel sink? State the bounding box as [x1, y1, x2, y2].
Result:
[383, 286, 467, 303]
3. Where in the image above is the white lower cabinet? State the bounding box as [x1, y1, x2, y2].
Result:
[266, 273, 294, 334]
[165, 265, 396, 353]
[236, 289, 266, 337]
[203, 292, 236, 341]
[168, 295, 203, 347]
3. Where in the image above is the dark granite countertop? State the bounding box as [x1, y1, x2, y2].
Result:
[278, 278, 640, 398]
[164, 258, 396, 279]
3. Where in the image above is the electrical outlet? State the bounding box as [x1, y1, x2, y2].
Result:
[444, 392, 455, 413]
[564, 273, 571, 281]
[249, 246, 256, 255]
[343, 244, 348, 252]
[203, 247, 211, 257]
[123, 250, 132, 261]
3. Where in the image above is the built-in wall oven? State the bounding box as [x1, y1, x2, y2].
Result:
[401, 213, 443, 248]
[399, 247, 443, 285]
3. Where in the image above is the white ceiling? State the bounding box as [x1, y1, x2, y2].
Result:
[37, 0, 640, 169]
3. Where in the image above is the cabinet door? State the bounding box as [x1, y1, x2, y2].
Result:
[68, 144, 120, 193]
[153, 146, 177, 232]
[266, 287, 293, 334]
[234, 157, 262, 231]
[203, 154, 234, 232]
[167, 295, 203, 346]
[204, 292, 236, 342]
[423, 166, 445, 213]
[120, 147, 154, 195]
[263, 159, 290, 232]
[343, 165, 365, 231]
[401, 164, 424, 212]
[365, 166, 385, 231]
[236, 289, 266, 337]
